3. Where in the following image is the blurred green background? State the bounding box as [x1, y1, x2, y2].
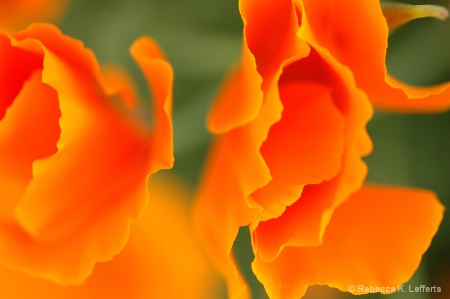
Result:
[53, 0, 450, 298]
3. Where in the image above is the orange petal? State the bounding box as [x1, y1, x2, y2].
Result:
[252, 45, 373, 259]
[376, 76, 450, 112]
[130, 36, 174, 173]
[305, 44, 374, 205]
[207, 45, 263, 134]
[10, 24, 152, 283]
[197, 1, 303, 293]
[252, 81, 345, 221]
[195, 38, 298, 299]
[0, 176, 222, 299]
[0, 32, 43, 119]
[99, 64, 139, 110]
[253, 182, 343, 262]
[252, 185, 444, 299]
[240, 0, 309, 81]
[194, 135, 266, 299]
[0, 70, 60, 222]
[196, 55, 288, 295]
[0, 24, 173, 285]
[298, 0, 450, 112]
[209, 0, 309, 134]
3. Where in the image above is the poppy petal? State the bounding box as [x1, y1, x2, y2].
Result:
[252, 185, 444, 299]
[194, 134, 266, 299]
[100, 65, 139, 110]
[0, 70, 60, 223]
[0, 24, 173, 285]
[299, 0, 450, 112]
[207, 46, 263, 134]
[240, 0, 308, 80]
[252, 43, 373, 260]
[130, 36, 174, 172]
[0, 176, 222, 299]
[195, 1, 307, 294]
[252, 82, 345, 223]
[0, 33, 43, 120]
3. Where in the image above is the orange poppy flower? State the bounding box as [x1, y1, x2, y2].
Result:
[0, 0, 68, 30]
[0, 23, 173, 285]
[194, 0, 445, 298]
[0, 175, 222, 299]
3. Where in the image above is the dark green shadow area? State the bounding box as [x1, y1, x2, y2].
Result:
[233, 226, 269, 299]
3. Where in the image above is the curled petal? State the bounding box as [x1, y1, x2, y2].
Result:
[299, 0, 450, 112]
[0, 24, 173, 285]
[252, 44, 373, 260]
[209, 0, 310, 133]
[195, 1, 308, 296]
[131, 37, 174, 172]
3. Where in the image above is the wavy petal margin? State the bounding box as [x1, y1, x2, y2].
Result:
[0, 175, 221, 299]
[252, 185, 444, 299]
[0, 24, 173, 285]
